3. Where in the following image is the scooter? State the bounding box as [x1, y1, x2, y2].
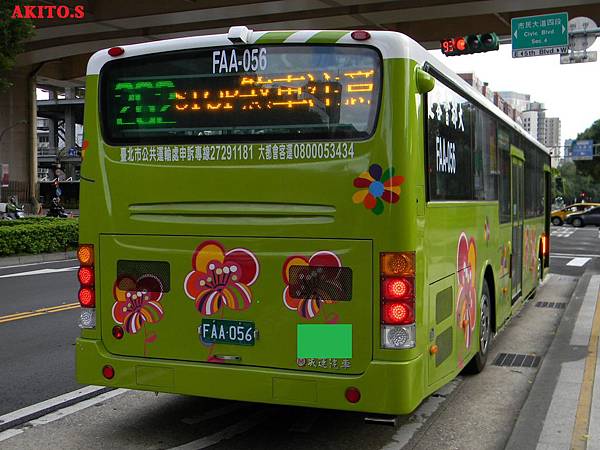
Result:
[46, 198, 69, 218]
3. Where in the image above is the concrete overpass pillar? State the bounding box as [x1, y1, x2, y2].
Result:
[63, 87, 76, 152]
[0, 66, 38, 207]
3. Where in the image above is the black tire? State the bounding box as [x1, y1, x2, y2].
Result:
[464, 281, 492, 374]
[551, 217, 563, 226]
[572, 217, 584, 227]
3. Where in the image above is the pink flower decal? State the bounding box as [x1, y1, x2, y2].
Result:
[499, 243, 509, 277]
[352, 164, 404, 215]
[184, 240, 259, 316]
[112, 275, 164, 334]
[282, 251, 341, 319]
[524, 228, 537, 274]
[456, 233, 477, 350]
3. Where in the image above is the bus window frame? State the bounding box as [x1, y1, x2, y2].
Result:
[97, 43, 385, 146]
[422, 63, 549, 205]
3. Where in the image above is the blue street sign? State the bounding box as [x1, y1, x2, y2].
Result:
[571, 140, 594, 160]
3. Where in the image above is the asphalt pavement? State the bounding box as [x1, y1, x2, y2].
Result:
[0, 259, 82, 415]
[0, 224, 599, 449]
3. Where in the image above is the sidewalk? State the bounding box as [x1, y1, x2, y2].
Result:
[507, 273, 600, 450]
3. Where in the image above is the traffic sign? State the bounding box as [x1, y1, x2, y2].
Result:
[568, 17, 597, 51]
[560, 50, 597, 64]
[512, 12, 569, 58]
[571, 140, 594, 160]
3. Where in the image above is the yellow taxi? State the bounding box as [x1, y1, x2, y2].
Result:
[551, 202, 600, 226]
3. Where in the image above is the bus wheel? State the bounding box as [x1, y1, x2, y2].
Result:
[465, 281, 491, 374]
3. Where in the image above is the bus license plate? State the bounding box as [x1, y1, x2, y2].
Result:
[200, 319, 255, 346]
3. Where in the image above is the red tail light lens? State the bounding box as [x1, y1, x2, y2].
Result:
[382, 277, 413, 300]
[108, 47, 124, 57]
[78, 287, 95, 308]
[345, 387, 361, 403]
[382, 301, 414, 325]
[78, 267, 95, 286]
[102, 365, 115, 379]
[112, 326, 124, 340]
[351, 30, 371, 41]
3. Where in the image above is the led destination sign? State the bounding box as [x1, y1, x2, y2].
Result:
[102, 46, 381, 143]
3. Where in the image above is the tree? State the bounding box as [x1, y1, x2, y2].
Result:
[574, 119, 600, 181]
[0, 1, 35, 92]
[556, 119, 600, 202]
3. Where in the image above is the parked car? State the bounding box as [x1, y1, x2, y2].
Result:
[565, 206, 600, 227]
[551, 202, 600, 226]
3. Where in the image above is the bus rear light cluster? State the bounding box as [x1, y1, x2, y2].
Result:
[541, 233, 549, 256]
[381, 252, 416, 349]
[78, 244, 96, 329]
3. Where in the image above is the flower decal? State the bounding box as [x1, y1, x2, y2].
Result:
[112, 274, 164, 334]
[524, 228, 538, 274]
[352, 164, 404, 215]
[282, 251, 341, 319]
[184, 240, 259, 316]
[484, 216, 490, 242]
[499, 243, 509, 277]
[456, 233, 477, 350]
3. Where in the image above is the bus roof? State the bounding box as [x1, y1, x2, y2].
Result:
[87, 27, 549, 156]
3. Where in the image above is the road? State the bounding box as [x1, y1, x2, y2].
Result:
[0, 259, 81, 416]
[0, 224, 598, 449]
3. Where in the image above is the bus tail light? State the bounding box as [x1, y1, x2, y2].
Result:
[381, 252, 416, 349]
[382, 301, 414, 324]
[78, 267, 95, 286]
[102, 365, 115, 379]
[541, 233, 549, 256]
[345, 387, 361, 403]
[78, 244, 96, 329]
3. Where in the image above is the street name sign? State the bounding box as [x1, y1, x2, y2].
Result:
[571, 140, 594, 160]
[512, 12, 569, 58]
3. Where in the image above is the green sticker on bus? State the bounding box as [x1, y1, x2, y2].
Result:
[297, 324, 352, 359]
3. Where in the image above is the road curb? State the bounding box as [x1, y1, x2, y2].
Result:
[0, 251, 76, 268]
[505, 272, 594, 449]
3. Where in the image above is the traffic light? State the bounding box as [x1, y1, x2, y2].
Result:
[441, 33, 499, 56]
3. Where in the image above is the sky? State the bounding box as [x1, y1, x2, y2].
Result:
[428, 39, 600, 145]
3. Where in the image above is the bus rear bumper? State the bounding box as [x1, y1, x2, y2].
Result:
[76, 338, 425, 415]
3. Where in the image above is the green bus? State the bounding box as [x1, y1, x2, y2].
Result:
[76, 27, 550, 415]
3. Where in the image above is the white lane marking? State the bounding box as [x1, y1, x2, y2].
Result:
[551, 253, 600, 258]
[379, 378, 462, 450]
[551, 229, 577, 238]
[567, 257, 592, 267]
[181, 403, 243, 425]
[0, 259, 77, 271]
[0, 266, 77, 279]
[0, 388, 127, 442]
[0, 385, 105, 427]
[170, 410, 270, 450]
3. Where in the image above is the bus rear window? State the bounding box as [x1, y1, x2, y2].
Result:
[101, 45, 381, 144]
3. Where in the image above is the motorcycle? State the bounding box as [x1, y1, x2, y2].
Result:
[46, 197, 69, 218]
[2, 197, 25, 220]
